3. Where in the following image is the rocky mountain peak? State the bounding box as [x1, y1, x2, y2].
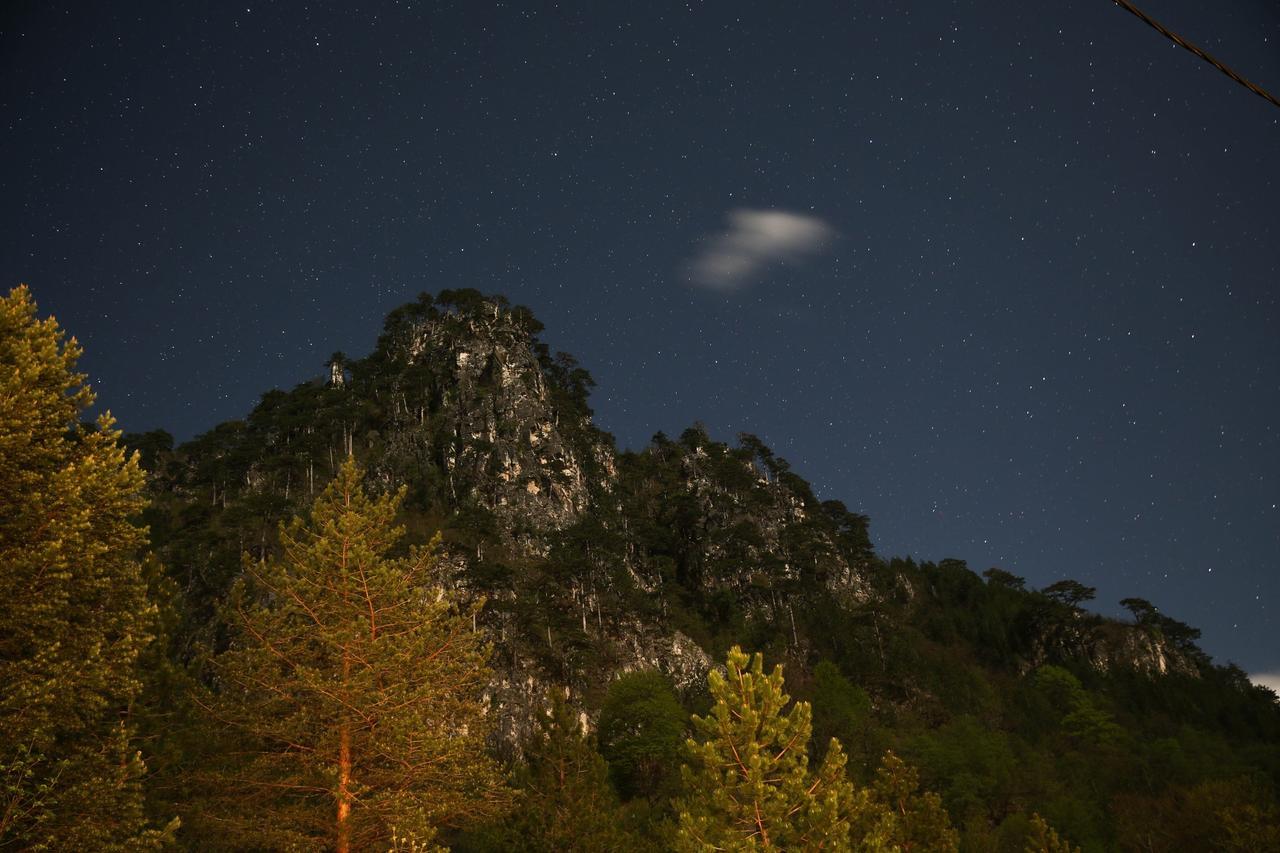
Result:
[131, 291, 1227, 760]
[364, 290, 616, 546]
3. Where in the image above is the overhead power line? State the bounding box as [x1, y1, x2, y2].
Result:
[1109, 0, 1280, 110]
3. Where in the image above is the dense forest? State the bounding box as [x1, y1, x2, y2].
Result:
[3, 284, 1278, 851]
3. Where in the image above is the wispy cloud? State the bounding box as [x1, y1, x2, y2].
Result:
[687, 208, 835, 290]
[1250, 671, 1280, 699]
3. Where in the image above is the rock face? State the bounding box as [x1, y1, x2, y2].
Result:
[352, 295, 880, 721]
[1079, 623, 1201, 677]
[484, 623, 714, 754]
[1025, 614, 1201, 678]
[369, 294, 613, 547]
[631, 432, 874, 603]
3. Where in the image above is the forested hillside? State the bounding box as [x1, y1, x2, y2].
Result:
[3, 286, 1277, 851]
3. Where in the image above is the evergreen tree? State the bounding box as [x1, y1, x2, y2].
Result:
[674, 646, 861, 852]
[468, 691, 641, 852]
[1119, 596, 1159, 625]
[197, 459, 509, 850]
[0, 285, 174, 849]
[1041, 580, 1097, 610]
[858, 751, 958, 852]
[983, 567, 1027, 591]
[598, 670, 687, 801]
[1025, 813, 1081, 853]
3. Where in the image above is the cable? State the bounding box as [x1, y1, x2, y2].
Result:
[1109, 0, 1280, 111]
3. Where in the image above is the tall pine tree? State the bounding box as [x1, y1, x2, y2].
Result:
[196, 459, 509, 850]
[0, 285, 172, 849]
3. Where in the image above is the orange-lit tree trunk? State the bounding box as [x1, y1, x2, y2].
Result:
[337, 717, 351, 853]
[337, 495, 353, 853]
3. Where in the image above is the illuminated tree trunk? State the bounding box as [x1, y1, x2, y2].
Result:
[337, 718, 351, 853]
[338, 498, 353, 853]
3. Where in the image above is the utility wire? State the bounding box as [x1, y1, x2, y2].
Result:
[1110, 0, 1280, 111]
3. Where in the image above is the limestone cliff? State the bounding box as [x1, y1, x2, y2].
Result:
[362, 291, 614, 548]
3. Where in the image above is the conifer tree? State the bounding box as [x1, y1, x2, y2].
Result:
[0, 285, 173, 849]
[674, 646, 862, 852]
[471, 691, 640, 852]
[598, 670, 687, 800]
[198, 459, 509, 850]
[854, 751, 958, 851]
[1025, 813, 1081, 853]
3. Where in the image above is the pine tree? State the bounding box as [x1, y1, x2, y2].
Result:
[674, 646, 863, 852]
[855, 751, 959, 852]
[196, 459, 509, 850]
[0, 285, 174, 849]
[469, 691, 641, 852]
[1025, 813, 1081, 853]
[598, 670, 687, 800]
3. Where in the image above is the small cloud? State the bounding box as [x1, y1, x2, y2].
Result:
[687, 208, 835, 290]
[1250, 671, 1280, 694]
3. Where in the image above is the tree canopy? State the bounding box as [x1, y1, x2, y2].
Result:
[0, 285, 174, 849]
[674, 646, 860, 851]
[195, 459, 509, 850]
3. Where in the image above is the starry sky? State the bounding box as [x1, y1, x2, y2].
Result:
[3, 1, 1277, 676]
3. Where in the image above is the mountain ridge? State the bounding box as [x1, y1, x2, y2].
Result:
[118, 289, 1280, 849]
[131, 292, 1219, 714]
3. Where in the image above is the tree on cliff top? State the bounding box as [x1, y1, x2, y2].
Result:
[1041, 580, 1097, 610]
[198, 459, 509, 850]
[0, 285, 174, 849]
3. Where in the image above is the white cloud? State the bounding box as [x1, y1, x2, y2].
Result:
[687, 208, 835, 290]
[1250, 671, 1280, 699]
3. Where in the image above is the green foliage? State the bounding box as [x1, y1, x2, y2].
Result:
[858, 751, 959, 852]
[1041, 580, 1097, 610]
[0, 286, 176, 849]
[1031, 666, 1125, 748]
[674, 647, 862, 851]
[675, 648, 961, 852]
[809, 661, 877, 776]
[598, 671, 687, 801]
[1025, 813, 1081, 853]
[102, 291, 1280, 850]
[1112, 775, 1280, 852]
[1119, 597, 1158, 625]
[909, 715, 1017, 823]
[462, 691, 645, 852]
[984, 567, 1027, 591]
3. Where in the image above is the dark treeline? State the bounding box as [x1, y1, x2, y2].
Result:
[3, 285, 1278, 851]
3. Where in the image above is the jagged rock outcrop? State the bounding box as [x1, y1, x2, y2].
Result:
[1073, 622, 1200, 677]
[1084, 626, 1200, 676]
[624, 431, 874, 602]
[367, 293, 615, 548]
[134, 290, 1209, 754]
[1024, 614, 1202, 677]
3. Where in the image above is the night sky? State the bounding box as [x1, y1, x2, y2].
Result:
[3, 2, 1277, 678]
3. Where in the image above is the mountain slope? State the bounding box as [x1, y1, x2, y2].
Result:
[129, 291, 1280, 850]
